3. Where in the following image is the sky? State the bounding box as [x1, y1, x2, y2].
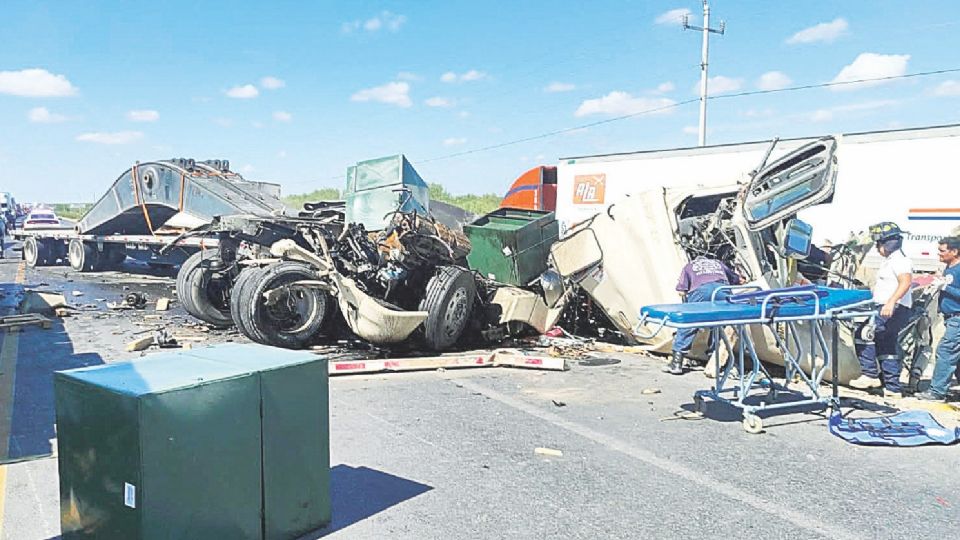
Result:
[2, 0, 960, 203]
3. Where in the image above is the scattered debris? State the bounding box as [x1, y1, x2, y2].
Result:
[155, 297, 170, 311]
[19, 290, 68, 314]
[126, 336, 154, 352]
[551, 399, 567, 407]
[124, 292, 148, 309]
[0, 313, 53, 331]
[641, 388, 662, 395]
[72, 290, 83, 297]
[534, 447, 563, 457]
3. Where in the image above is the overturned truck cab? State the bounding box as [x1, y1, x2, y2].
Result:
[548, 137, 885, 383]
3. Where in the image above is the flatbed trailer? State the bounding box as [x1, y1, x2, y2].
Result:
[13, 226, 219, 271]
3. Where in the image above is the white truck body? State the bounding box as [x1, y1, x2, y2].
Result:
[556, 124, 960, 271]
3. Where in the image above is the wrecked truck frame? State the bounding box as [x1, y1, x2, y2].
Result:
[168, 203, 566, 351]
[547, 136, 912, 384]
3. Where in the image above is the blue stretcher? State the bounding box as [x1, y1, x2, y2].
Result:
[637, 285, 875, 433]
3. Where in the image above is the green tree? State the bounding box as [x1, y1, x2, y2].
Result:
[282, 188, 341, 210]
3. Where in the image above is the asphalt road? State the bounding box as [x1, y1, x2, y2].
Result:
[0, 242, 958, 539]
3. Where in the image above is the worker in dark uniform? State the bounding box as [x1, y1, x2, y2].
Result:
[664, 255, 742, 375]
[916, 236, 960, 401]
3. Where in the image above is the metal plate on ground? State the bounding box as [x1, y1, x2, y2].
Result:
[578, 357, 620, 367]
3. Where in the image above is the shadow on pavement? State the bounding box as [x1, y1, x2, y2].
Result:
[306, 464, 433, 538]
[3, 318, 103, 463]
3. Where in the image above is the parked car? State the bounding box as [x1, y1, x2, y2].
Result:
[23, 210, 61, 229]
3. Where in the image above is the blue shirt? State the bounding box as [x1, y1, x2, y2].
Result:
[939, 263, 960, 316]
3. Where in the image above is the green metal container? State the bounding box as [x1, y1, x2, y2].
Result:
[54, 345, 330, 540]
[463, 208, 559, 286]
[184, 344, 330, 540]
[343, 154, 429, 231]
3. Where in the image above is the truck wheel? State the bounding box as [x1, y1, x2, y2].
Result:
[238, 262, 329, 349]
[97, 245, 126, 270]
[176, 249, 216, 314]
[68, 239, 99, 272]
[184, 263, 233, 328]
[230, 266, 264, 338]
[419, 266, 477, 351]
[23, 237, 44, 267]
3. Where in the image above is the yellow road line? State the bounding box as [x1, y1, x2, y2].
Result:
[0, 261, 27, 537]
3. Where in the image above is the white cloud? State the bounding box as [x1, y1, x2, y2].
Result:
[127, 109, 159, 122]
[241, 164, 255, 173]
[656, 81, 675, 93]
[830, 53, 910, 91]
[809, 99, 899, 122]
[344, 11, 406, 33]
[350, 81, 412, 107]
[213, 117, 234, 127]
[787, 18, 849, 45]
[655, 8, 691, 26]
[27, 107, 67, 123]
[442, 137, 467, 146]
[458, 111, 470, 118]
[0, 68, 77, 97]
[756, 71, 792, 91]
[682, 125, 700, 135]
[425, 96, 454, 108]
[278, 150, 287, 159]
[575, 91, 676, 117]
[692, 75, 743, 95]
[76, 131, 143, 145]
[226, 84, 259, 98]
[272, 111, 292, 122]
[441, 70, 487, 83]
[544, 82, 576, 93]
[461, 69, 486, 82]
[397, 71, 420, 81]
[260, 76, 285, 90]
[933, 80, 960, 96]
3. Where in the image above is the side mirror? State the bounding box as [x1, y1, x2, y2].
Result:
[540, 269, 566, 308]
[783, 218, 813, 259]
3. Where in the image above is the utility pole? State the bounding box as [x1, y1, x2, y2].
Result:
[683, 1, 725, 146]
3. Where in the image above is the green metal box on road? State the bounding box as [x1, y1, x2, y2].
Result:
[343, 154, 430, 231]
[463, 208, 559, 286]
[54, 344, 330, 540]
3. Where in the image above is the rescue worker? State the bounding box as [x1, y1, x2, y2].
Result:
[664, 255, 741, 375]
[849, 222, 913, 398]
[915, 236, 960, 401]
[0, 215, 6, 258]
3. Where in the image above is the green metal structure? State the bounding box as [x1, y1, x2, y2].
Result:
[463, 208, 559, 286]
[54, 344, 329, 540]
[343, 154, 429, 231]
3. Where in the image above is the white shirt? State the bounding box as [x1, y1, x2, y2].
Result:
[873, 250, 912, 308]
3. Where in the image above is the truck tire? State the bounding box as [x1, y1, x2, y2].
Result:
[176, 249, 215, 313]
[238, 262, 330, 349]
[23, 237, 54, 267]
[184, 263, 233, 328]
[230, 265, 264, 338]
[419, 266, 477, 351]
[68, 239, 99, 272]
[98, 245, 127, 270]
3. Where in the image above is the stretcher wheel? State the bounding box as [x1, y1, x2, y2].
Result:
[742, 414, 763, 434]
[693, 395, 706, 414]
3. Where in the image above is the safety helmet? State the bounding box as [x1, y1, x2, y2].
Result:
[868, 221, 904, 243]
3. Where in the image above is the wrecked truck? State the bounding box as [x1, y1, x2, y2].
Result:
[173, 154, 565, 351]
[548, 137, 897, 383]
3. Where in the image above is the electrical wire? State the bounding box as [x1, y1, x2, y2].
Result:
[300, 67, 960, 186]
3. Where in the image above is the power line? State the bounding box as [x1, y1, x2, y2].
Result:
[293, 66, 960, 188]
[415, 67, 960, 165]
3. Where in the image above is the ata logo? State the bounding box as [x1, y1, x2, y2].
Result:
[573, 174, 606, 204]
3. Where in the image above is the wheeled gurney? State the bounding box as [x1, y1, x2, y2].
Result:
[637, 286, 875, 433]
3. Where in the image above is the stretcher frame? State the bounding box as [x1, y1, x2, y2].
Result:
[637, 286, 875, 433]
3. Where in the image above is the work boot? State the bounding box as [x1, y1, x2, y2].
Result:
[849, 375, 882, 389]
[913, 390, 946, 402]
[662, 351, 683, 375]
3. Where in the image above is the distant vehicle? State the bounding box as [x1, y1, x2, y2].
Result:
[23, 210, 61, 229]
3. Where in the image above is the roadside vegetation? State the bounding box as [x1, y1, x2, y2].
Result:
[51, 203, 93, 220]
[282, 184, 501, 215]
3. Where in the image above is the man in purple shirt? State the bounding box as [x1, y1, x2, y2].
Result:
[664, 255, 742, 375]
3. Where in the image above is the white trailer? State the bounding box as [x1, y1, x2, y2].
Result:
[556, 123, 960, 271]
